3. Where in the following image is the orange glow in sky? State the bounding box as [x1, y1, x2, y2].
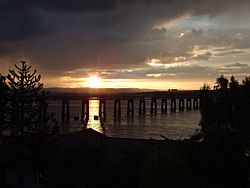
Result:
[52, 76, 214, 90]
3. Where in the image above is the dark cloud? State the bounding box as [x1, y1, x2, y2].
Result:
[0, 47, 11, 56]
[0, 11, 53, 42]
[1, 0, 249, 43]
[191, 28, 203, 36]
[225, 63, 249, 68]
[217, 63, 250, 76]
[65, 64, 218, 80]
[231, 37, 250, 49]
[0, 0, 135, 43]
[145, 27, 167, 41]
[28, 0, 136, 13]
[95, 14, 125, 28]
[215, 50, 246, 57]
[0, 1, 55, 42]
[194, 52, 212, 60]
[98, 35, 128, 43]
[1, 0, 250, 85]
[141, 0, 250, 20]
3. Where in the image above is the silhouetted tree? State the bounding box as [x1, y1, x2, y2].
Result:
[229, 75, 239, 89]
[5, 61, 48, 136]
[199, 75, 250, 146]
[199, 83, 213, 121]
[242, 76, 250, 99]
[216, 75, 228, 90]
[242, 76, 250, 87]
[200, 82, 211, 91]
[197, 76, 250, 186]
[0, 74, 8, 133]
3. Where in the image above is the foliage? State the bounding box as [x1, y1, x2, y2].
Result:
[215, 75, 228, 90]
[229, 75, 239, 89]
[1, 61, 48, 136]
[0, 74, 8, 132]
[200, 75, 250, 137]
[139, 150, 193, 188]
[188, 138, 248, 187]
[200, 82, 211, 91]
[198, 75, 250, 186]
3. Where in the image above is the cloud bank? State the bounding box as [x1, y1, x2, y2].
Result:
[0, 0, 250, 88]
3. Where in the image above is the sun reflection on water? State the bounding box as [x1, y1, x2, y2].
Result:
[86, 99, 103, 133]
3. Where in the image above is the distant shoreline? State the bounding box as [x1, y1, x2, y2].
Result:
[44, 87, 199, 95]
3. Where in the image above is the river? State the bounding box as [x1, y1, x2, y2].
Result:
[48, 99, 201, 140]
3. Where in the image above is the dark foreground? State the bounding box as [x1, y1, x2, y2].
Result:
[1, 128, 249, 188]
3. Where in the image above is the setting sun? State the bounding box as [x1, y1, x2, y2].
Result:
[87, 75, 101, 87]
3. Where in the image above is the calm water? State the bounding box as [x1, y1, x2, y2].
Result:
[48, 99, 201, 140]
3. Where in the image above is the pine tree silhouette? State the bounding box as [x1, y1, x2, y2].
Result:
[6, 61, 48, 136]
[0, 74, 8, 133]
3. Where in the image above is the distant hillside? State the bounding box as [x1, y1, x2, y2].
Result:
[44, 87, 155, 95]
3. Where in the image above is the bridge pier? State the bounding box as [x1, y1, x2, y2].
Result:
[150, 98, 157, 114]
[161, 99, 167, 113]
[193, 98, 199, 110]
[81, 99, 89, 124]
[41, 91, 48, 122]
[171, 99, 176, 112]
[99, 99, 106, 119]
[179, 99, 184, 112]
[127, 99, 134, 116]
[61, 99, 70, 122]
[186, 99, 192, 111]
[114, 99, 121, 119]
[38, 96, 47, 123]
[139, 98, 146, 115]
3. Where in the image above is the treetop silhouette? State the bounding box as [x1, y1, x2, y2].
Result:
[1, 61, 48, 136]
[200, 75, 250, 141]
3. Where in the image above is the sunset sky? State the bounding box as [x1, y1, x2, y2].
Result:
[1, 0, 250, 90]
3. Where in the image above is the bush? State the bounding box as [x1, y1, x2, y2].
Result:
[139, 151, 193, 188]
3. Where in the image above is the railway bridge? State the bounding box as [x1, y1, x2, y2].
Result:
[47, 90, 201, 122]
